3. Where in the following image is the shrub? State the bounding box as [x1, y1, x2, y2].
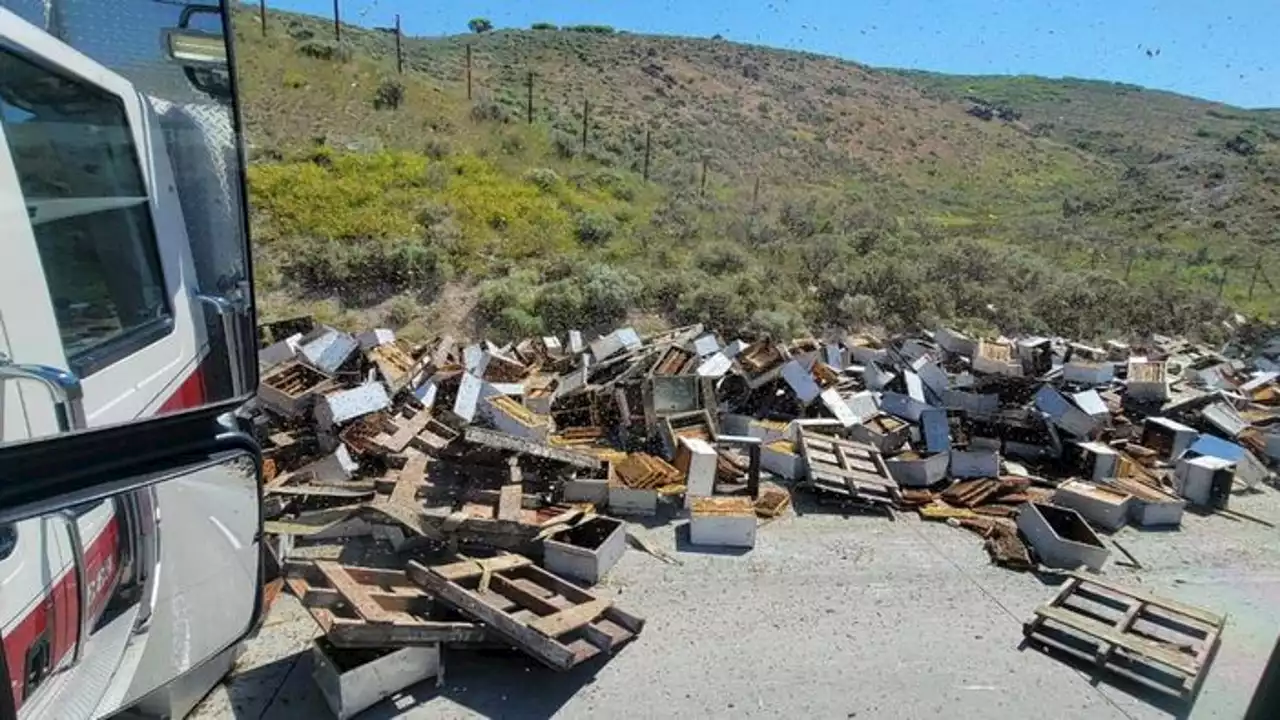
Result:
[589, 169, 637, 200]
[373, 79, 405, 110]
[297, 40, 350, 62]
[748, 308, 807, 339]
[468, 18, 494, 33]
[383, 295, 418, 327]
[551, 130, 578, 159]
[423, 137, 452, 159]
[282, 71, 308, 89]
[531, 22, 558, 30]
[696, 242, 750, 275]
[493, 307, 544, 339]
[575, 211, 619, 245]
[579, 264, 641, 323]
[500, 131, 526, 155]
[566, 24, 615, 34]
[285, 22, 314, 41]
[470, 99, 510, 123]
[523, 167, 561, 192]
[535, 280, 585, 331]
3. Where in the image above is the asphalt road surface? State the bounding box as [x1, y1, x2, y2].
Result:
[195, 482, 1280, 719]
[120, 460, 259, 707]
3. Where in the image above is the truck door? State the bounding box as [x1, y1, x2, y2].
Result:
[0, 20, 203, 443]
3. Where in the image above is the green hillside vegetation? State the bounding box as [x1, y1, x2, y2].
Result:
[236, 7, 1280, 345]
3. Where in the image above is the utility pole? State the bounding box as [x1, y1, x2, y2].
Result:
[259, 0, 267, 37]
[394, 14, 403, 74]
[465, 45, 472, 100]
[332, 0, 341, 42]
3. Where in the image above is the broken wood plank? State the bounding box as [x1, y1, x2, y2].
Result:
[463, 426, 601, 469]
[285, 560, 488, 646]
[406, 557, 643, 671]
[315, 561, 397, 624]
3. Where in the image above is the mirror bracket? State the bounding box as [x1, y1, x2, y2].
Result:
[196, 293, 250, 397]
[0, 352, 87, 431]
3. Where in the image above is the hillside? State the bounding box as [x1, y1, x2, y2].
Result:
[234, 8, 1280, 345]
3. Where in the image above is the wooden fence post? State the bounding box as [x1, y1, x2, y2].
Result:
[332, 0, 341, 42]
[395, 14, 403, 74]
[466, 45, 472, 100]
[581, 98, 589, 152]
[259, 0, 267, 37]
[642, 127, 651, 181]
[699, 157, 708, 197]
[527, 72, 534, 124]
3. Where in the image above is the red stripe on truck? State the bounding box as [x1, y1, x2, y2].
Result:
[158, 364, 206, 414]
[2, 514, 121, 711]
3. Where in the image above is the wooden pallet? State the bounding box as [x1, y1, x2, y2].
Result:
[286, 560, 486, 647]
[407, 555, 644, 671]
[1024, 572, 1226, 703]
[796, 431, 899, 506]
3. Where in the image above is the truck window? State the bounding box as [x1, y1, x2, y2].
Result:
[0, 46, 171, 378]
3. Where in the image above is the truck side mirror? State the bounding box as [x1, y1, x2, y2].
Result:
[163, 5, 230, 100]
[0, 447, 263, 718]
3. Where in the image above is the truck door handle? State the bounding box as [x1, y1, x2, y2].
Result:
[0, 354, 86, 432]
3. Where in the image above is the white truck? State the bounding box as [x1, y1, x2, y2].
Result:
[0, 1, 253, 716]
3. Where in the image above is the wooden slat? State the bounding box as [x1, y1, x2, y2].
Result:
[513, 565, 597, 604]
[1070, 572, 1224, 627]
[1035, 605, 1199, 675]
[380, 409, 434, 453]
[315, 561, 395, 624]
[490, 575, 564, 615]
[528, 599, 612, 638]
[326, 619, 488, 647]
[431, 554, 532, 581]
[407, 560, 578, 670]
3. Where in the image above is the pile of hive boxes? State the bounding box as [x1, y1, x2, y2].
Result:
[248, 314, 1279, 715]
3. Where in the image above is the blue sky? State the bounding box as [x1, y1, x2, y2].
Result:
[266, 0, 1278, 108]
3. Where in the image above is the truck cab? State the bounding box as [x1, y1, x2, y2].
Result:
[0, 2, 253, 716]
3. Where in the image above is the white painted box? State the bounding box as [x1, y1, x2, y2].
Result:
[677, 437, 719, 508]
[1052, 480, 1133, 531]
[312, 640, 442, 720]
[1016, 502, 1109, 571]
[608, 486, 658, 516]
[885, 452, 950, 487]
[688, 497, 757, 548]
[544, 516, 627, 584]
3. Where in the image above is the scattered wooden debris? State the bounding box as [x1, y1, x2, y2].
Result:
[406, 555, 644, 671]
[285, 560, 487, 647]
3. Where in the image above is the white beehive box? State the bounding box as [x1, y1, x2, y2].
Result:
[312, 640, 442, 720]
[688, 496, 757, 548]
[543, 516, 627, 584]
[1052, 480, 1133, 531]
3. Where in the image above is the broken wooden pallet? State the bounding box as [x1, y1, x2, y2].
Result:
[407, 554, 643, 671]
[285, 559, 487, 647]
[795, 431, 899, 506]
[1023, 571, 1226, 703]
